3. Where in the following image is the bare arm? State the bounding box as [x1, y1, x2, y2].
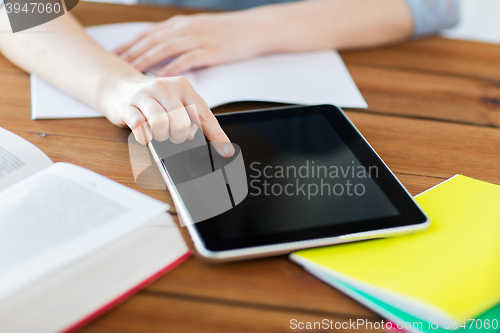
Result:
[0, 9, 233, 155]
[116, 0, 414, 76]
[249, 0, 414, 53]
[0, 9, 137, 114]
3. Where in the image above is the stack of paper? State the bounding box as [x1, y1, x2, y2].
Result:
[291, 175, 500, 333]
[30, 22, 367, 120]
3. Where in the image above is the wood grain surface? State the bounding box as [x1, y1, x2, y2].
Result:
[1, 2, 499, 332]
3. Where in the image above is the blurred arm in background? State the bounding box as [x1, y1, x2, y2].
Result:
[116, 0, 460, 76]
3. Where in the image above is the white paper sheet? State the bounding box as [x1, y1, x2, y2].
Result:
[0, 127, 53, 191]
[0, 162, 169, 302]
[31, 22, 367, 120]
[194, 50, 366, 109]
[31, 22, 153, 119]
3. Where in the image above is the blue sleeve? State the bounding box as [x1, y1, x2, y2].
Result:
[404, 0, 460, 37]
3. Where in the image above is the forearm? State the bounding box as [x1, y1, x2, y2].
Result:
[246, 0, 414, 53]
[0, 9, 142, 114]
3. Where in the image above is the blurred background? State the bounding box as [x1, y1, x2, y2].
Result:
[442, 0, 500, 44]
[82, 0, 500, 44]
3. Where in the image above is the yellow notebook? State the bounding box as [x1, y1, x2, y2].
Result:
[291, 175, 500, 324]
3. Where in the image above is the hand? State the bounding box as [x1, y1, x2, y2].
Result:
[115, 12, 269, 76]
[103, 74, 234, 157]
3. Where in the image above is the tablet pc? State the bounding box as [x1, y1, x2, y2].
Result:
[149, 104, 429, 262]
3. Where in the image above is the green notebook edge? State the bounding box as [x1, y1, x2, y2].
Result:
[308, 267, 500, 333]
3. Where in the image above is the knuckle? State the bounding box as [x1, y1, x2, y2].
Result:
[170, 116, 191, 132]
[177, 75, 190, 85]
[149, 79, 167, 91]
[173, 76, 191, 88]
[138, 55, 151, 65]
[127, 116, 144, 130]
[159, 40, 174, 50]
[148, 32, 162, 45]
[198, 106, 215, 122]
[170, 15, 193, 29]
[148, 114, 169, 129]
[128, 91, 144, 104]
[210, 131, 226, 143]
[184, 52, 198, 62]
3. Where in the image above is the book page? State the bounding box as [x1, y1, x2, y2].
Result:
[194, 50, 367, 109]
[0, 214, 190, 333]
[0, 127, 53, 192]
[0, 162, 170, 302]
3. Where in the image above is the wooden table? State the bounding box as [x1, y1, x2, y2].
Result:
[2, 2, 500, 332]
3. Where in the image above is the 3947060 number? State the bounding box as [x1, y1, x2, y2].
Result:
[443, 319, 499, 330]
[5, 2, 61, 14]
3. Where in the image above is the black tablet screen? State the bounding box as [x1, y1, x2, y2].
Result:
[190, 105, 420, 251]
[210, 112, 399, 240]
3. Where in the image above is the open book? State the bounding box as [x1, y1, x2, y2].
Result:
[291, 175, 500, 333]
[0, 127, 190, 332]
[31, 22, 367, 120]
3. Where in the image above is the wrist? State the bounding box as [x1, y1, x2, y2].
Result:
[241, 6, 285, 55]
[97, 70, 144, 119]
[244, 1, 335, 54]
[229, 7, 289, 57]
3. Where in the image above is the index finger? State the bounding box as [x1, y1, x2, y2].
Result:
[115, 16, 185, 55]
[191, 99, 234, 157]
[115, 30, 149, 55]
[115, 23, 165, 55]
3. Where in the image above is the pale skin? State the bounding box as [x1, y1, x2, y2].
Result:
[116, 0, 414, 76]
[0, 0, 414, 150]
[0, 7, 234, 156]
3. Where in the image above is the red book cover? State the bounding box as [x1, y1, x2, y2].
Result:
[61, 252, 191, 333]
